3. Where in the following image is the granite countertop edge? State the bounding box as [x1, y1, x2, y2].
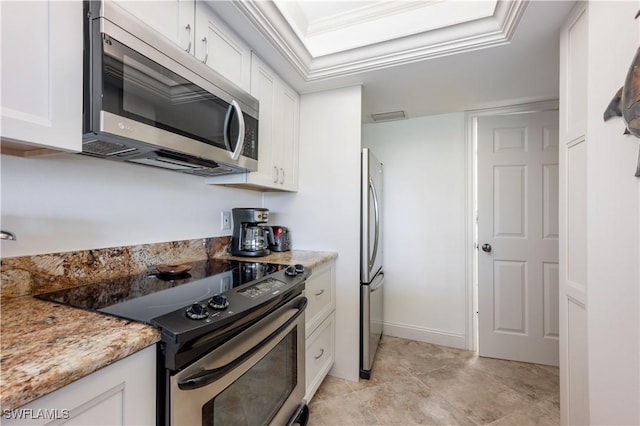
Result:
[216, 249, 338, 270]
[0, 250, 337, 411]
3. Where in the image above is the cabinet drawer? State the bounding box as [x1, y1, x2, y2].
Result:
[305, 314, 334, 402]
[305, 262, 334, 335]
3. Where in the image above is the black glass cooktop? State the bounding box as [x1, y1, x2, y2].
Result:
[35, 258, 286, 324]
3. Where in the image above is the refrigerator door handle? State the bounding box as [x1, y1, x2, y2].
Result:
[370, 271, 384, 292]
[369, 176, 380, 273]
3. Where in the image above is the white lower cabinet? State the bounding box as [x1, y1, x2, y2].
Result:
[3, 345, 156, 426]
[305, 314, 335, 402]
[304, 260, 336, 402]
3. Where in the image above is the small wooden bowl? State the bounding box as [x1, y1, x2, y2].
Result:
[156, 264, 192, 276]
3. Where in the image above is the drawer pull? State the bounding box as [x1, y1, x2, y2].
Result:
[314, 349, 325, 360]
[314, 289, 325, 296]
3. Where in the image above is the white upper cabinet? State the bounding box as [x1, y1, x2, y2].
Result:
[249, 54, 299, 191]
[0, 1, 82, 155]
[273, 82, 300, 190]
[115, 1, 251, 92]
[112, 0, 195, 53]
[249, 58, 278, 188]
[194, 2, 252, 91]
[207, 53, 300, 191]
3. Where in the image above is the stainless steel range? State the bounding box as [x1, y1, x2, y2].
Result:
[36, 258, 310, 426]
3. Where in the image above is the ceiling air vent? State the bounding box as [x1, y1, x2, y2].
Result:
[370, 110, 407, 122]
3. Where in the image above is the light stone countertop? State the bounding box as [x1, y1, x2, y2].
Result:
[0, 250, 337, 411]
[217, 249, 338, 270]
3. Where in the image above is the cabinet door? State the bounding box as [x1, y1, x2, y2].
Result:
[247, 54, 278, 187]
[274, 83, 300, 191]
[305, 314, 335, 402]
[206, 53, 299, 191]
[195, 2, 251, 91]
[2, 346, 156, 426]
[112, 0, 194, 53]
[0, 1, 82, 154]
[559, 4, 589, 425]
[305, 260, 336, 335]
[248, 54, 300, 191]
[304, 260, 336, 402]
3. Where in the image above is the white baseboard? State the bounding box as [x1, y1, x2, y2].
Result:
[383, 321, 467, 350]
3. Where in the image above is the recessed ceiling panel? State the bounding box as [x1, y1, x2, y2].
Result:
[275, 0, 498, 57]
[239, 0, 525, 81]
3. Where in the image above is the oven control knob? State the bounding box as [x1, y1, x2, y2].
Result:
[208, 294, 229, 310]
[285, 265, 297, 276]
[186, 303, 209, 320]
[294, 264, 305, 274]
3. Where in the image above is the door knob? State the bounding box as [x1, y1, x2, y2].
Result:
[482, 243, 492, 253]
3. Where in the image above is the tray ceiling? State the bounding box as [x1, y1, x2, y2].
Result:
[233, 0, 527, 81]
[210, 0, 575, 122]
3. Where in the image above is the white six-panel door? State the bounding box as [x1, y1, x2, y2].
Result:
[477, 110, 560, 366]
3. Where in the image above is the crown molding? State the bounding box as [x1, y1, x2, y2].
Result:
[294, 1, 435, 37]
[232, 0, 529, 82]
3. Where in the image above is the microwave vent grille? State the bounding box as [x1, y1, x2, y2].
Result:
[186, 167, 234, 177]
[83, 140, 137, 156]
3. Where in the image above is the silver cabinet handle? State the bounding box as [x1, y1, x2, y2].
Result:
[314, 289, 325, 297]
[273, 166, 279, 183]
[280, 167, 285, 184]
[185, 24, 192, 53]
[314, 349, 324, 360]
[201, 36, 208, 64]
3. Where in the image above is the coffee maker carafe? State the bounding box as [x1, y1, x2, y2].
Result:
[231, 208, 274, 257]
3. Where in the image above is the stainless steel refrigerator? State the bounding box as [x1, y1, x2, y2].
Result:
[360, 148, 384, 379]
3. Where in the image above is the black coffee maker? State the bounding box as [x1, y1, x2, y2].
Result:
[231, 208, 274, 257]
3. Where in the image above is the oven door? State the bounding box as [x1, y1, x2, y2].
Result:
[170, 296, 307, 426]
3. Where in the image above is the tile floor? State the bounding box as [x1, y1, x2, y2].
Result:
[308, 335, 559, 425]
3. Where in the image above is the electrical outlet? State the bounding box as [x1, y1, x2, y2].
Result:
[221, 211, 232, 230]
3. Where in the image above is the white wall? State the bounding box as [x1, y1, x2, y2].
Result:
[0, 153, 262, 257]
[362, 113, 468, 348]
[264, 86, 362, 382]
[586, 1, 639, 423]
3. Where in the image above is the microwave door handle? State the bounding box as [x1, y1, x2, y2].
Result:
[223, 100, 246, 161]
[232, 100, 246, 160]
[223, 104, 233, 152]
[177, 297, 308, 391]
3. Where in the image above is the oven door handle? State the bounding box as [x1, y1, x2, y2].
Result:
[177, 296, 308, 391]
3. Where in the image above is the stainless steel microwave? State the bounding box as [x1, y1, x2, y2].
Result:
[82, 1, 259, 177]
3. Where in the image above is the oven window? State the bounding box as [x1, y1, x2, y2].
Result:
[202, 328, 297, 426]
